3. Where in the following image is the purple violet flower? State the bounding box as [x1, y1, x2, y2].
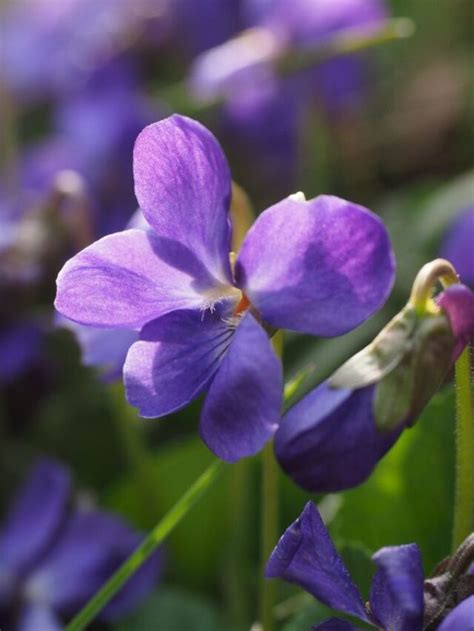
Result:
[55, 114, 395, 462]
[0, 459, 163, 630]
[266, 502, 474, 631]
[275, 282, 474, 492]
[440, 206, 474, 289]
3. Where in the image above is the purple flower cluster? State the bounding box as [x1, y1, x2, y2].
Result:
[55, 114, 395, 462]
[266, 502, 474, 630]
[0, 460, 162, 630]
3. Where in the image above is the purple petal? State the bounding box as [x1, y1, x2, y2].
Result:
[312, 619, 362, 631]
[200, 313, 282, 462]
[370, 544, 424, 631]
[55, 229, 235, 328]
[438, 595, 474, 631]
[438, 284, 474, 360]
[236, 195, 395, 336]
[133, 115, 233, 285]
[440, 207, 474, 288]
[274, 382, 401, 492]
[124, 308, 235, 418]
[18, 604, 62, 631]
[0, 460, 70, 579]
[27, 510, 162, 616]
[266, 502, 370, 622]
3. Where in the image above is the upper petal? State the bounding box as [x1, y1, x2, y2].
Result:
[124, 308, 235, 418]
[0, 459, 70, 578]
[55, 229, 236, 328]
[235, 195, 395, 336]
[369, 544, 424, 631]
[440, 206, 474, 288]
[274, 382, 401, 492]
[266, 502, 370, 623]
[200, 313, 282, 462]
[438, 595, 474, 631]
[133, 115, 233, 285]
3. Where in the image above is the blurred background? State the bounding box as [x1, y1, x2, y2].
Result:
[0, 0, 473, 629]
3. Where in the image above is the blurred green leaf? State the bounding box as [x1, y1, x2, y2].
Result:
[115, 587, 222, 631]
[105, 438, 234, 589]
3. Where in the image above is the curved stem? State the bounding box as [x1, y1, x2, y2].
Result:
[65, 459, 224, 631]
[452, 346, 474, 550]
[259, 331, 283, 631]
[410, 258, 459, 315]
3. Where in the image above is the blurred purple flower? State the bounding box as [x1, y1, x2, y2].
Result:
[0, 459, 163, 630]
[275, 283, 474, 492]
[1, 0, 165, 101]
[266, 502, 474, 631]
[55, 114, 395, 462]
[0, 322, 43, 385]
[440, 207, 474, 288]
[189, 0, 388, 191]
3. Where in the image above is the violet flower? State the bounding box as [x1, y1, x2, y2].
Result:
[440, 207, 474, 288]
[0, 459, 163, 631]
[275, 278, 474, 493]
[55, 114, 395, 462]
[266, 502, 474, 631]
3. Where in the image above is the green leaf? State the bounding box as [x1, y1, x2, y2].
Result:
[115, 587, 222, 631]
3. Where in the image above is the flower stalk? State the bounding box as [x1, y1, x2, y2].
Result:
[452, 346, 474, 550]
[259, 330, 283, 631]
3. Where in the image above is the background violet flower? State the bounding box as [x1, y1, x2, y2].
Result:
[0, 459, 163, 630]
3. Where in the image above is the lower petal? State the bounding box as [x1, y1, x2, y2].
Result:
[370, 544, 424, 631]
[274, 382, 401, 492]
[200, 314, 282, 462]
[124, 308, 235, 418]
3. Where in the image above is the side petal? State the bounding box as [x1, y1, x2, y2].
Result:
[266, 502, 370, 623]
[274, 382, 401, 492]
[199, 314, 282, 462]
[26, 510, 162, 617]
[0, 459, 70, 577]
[438, 283, 474, 360]
[124, 308, 235, 418]
[440, 207, 474, 288]
[55, 229, 234, 328]
[236, 195, 395, 336]
[438, 595, 474, 631]
[134, 115, 233, 285]
[369, 544, 424, 631]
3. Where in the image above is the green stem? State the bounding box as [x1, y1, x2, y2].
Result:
[452, 346, 474, 550]
[260, 441, 279, 631]
[260, 331, 283, 631]
[65, 459, 224, 631]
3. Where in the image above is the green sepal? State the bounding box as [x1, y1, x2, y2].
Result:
[374, 312, 454, 431]
[330, 305, 418, 390]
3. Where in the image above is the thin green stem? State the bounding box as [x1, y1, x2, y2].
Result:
[259, 331, 283, 631]
[65, 459, 224, 631]
[452, 346, 474, 550]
